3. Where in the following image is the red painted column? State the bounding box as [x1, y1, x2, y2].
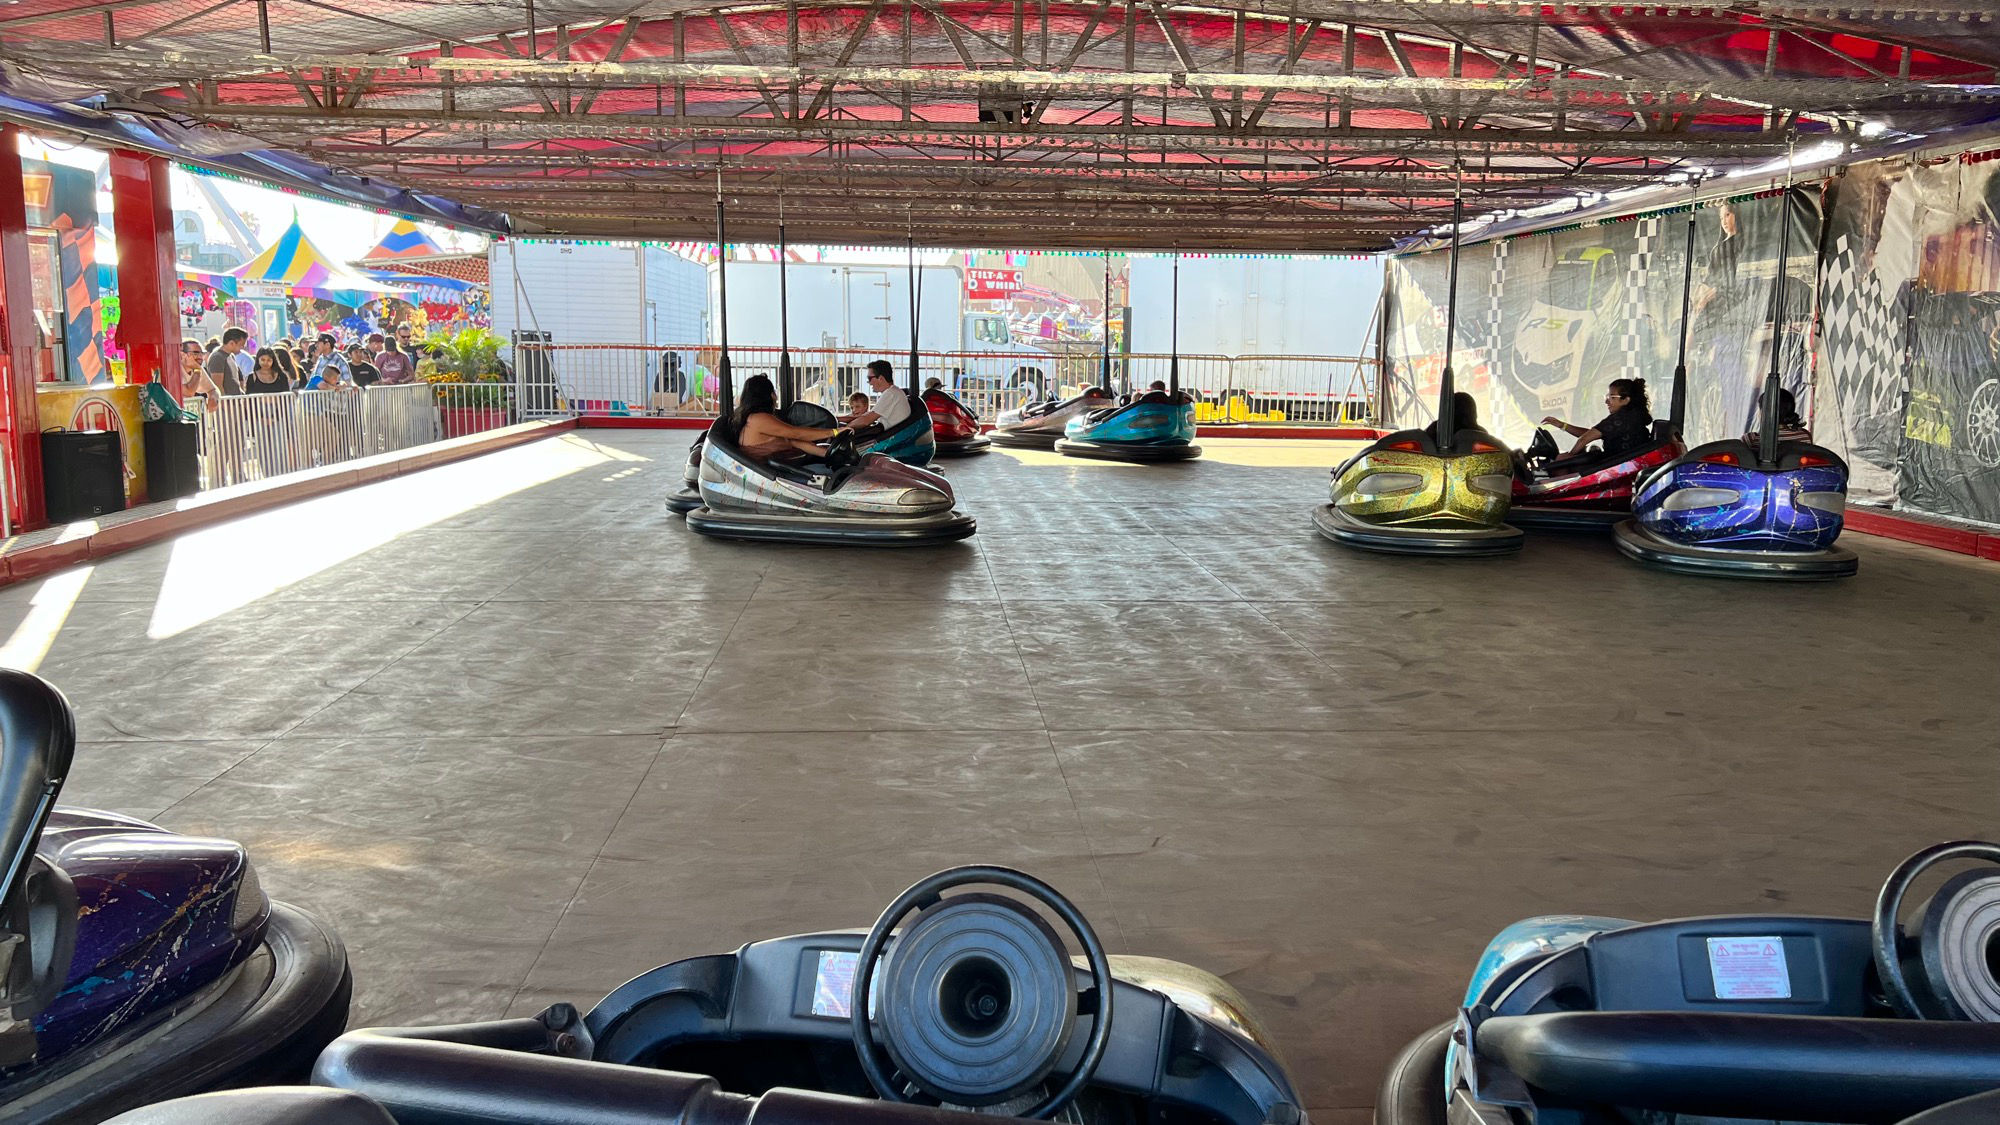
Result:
[0, 125, 46, 529]
[108, 149, 179, 398]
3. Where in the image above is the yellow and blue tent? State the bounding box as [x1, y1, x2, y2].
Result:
[228, 217, 409, 305]
[364, 219, 448, 261]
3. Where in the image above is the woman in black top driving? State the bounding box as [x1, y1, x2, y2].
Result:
[1542, 378, 1653, 462]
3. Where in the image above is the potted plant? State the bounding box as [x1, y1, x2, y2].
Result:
[426, 327, 514, 437]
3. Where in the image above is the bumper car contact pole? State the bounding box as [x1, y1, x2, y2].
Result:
[1170, 249, 1180, 395]
[778, 187, 793, 408]
[1437, 161, 1464, 450]
[1757, 131, 1799, 471]
[1101, 248, 1114, 394]
[714, 166, 734, 419]
[1667, 173, 1701, 438]
[907, 207, 920, 396]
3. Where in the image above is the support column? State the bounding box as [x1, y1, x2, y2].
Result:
[0, 125, 45, 528]
[108, 149, 179, 397]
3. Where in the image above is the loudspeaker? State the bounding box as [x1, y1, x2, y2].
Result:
[41, 429, 125, 524]
[143, 419, 202, 503]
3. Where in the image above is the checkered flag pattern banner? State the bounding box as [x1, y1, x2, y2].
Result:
[1621, 216, 1660, 381]
[1816, 232, 1906, 445]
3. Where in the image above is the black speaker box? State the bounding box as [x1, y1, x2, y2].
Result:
[144, 419, 202, 503]
[41, 428, 126, 524]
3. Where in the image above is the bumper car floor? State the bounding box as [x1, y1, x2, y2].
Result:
[26, 429, 2000, 1125]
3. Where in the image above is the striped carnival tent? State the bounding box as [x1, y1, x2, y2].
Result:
[363, 219, 447, 261]
[228, 217, 410, 305]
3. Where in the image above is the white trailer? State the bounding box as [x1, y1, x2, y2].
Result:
[489, 240, 708, 347]
[713, 262, 1018, 356]
[1126, 255, 1380, 416]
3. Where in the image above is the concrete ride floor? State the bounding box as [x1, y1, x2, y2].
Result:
[16, 429, 2000, 1123]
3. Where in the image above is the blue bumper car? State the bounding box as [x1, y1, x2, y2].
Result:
[1613, 437, 1857, 579]
[855, 389, 938, 468]
[1377, 840, 2000, 1125]
[1054, 392, 1201, 463]
[0, 670, 351, 1124]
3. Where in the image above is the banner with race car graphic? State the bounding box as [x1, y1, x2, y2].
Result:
[1382, 188, 1819, 465]
[1818, 152, 2000, 526]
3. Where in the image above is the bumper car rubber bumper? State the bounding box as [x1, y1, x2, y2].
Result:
[988, 428, 1063, 450]
[7, 900, 352, 1125]
[664, 486, 703, 514]
[1313, 503, 1524, 557]
[1612, 519, 1858, 579]
[686, 507, 977, 545]
[1373, 1021, 1452, 1125]
[1054, 438, 1202, 463]
[1505, 503, 1627, 532]
[933, 436, 992, 456]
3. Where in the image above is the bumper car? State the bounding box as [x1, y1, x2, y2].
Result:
[0, 669, 351, 1124]
[685, 406, 974, 546]
[1318, 172, 1519, 557]
[989, 388, 1116, 450]
[1508, 424, 1685, 531]
[1054, 392, 1201, 463]
[1314, 428, 1523, 556]
[136, 865, 1305, 1125]
[922, 388, 991, 456]
[1612, 435, 1858, 579]
[1610, 179, 1854, 580]
[1377, 839, 2000, 1125]
[857, 389, 938, 468]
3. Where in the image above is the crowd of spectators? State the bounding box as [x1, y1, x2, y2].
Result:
[179, 323, 441, 408]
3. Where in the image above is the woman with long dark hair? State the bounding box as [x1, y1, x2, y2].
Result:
[1543, 377, 1655, 461]
[245, 347, 289, 393]
[271, 345, 300, 387]
[731, 374, 841, 461]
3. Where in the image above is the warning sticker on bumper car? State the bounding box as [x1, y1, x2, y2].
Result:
[1706, 937, 1791, 999]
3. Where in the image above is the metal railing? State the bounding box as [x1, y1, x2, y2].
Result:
[195, 383, 516, 491]
[504, 342, 1378, 426]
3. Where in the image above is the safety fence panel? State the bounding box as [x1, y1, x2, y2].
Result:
[504, 341, 1377, 426]
[196, 383, 520, 492]
[201, 392, 317, 487]
[357, 383, 442, 456]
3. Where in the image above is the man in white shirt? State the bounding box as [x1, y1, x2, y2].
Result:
[846, 361, 911, 432]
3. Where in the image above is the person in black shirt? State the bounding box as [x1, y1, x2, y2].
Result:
[1542, 378, 1654, 462]
[345, 345, 382, 388]
[244, 347, 290, 393]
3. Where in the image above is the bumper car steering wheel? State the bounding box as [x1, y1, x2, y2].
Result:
[1874, 840, 2000, 1020]
[1526, 427, 1560, 472]
[850, 865, 1114, 1119]
[824, 429, 864, 471]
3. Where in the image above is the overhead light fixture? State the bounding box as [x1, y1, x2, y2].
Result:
[1727, 140, 1845, 178]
